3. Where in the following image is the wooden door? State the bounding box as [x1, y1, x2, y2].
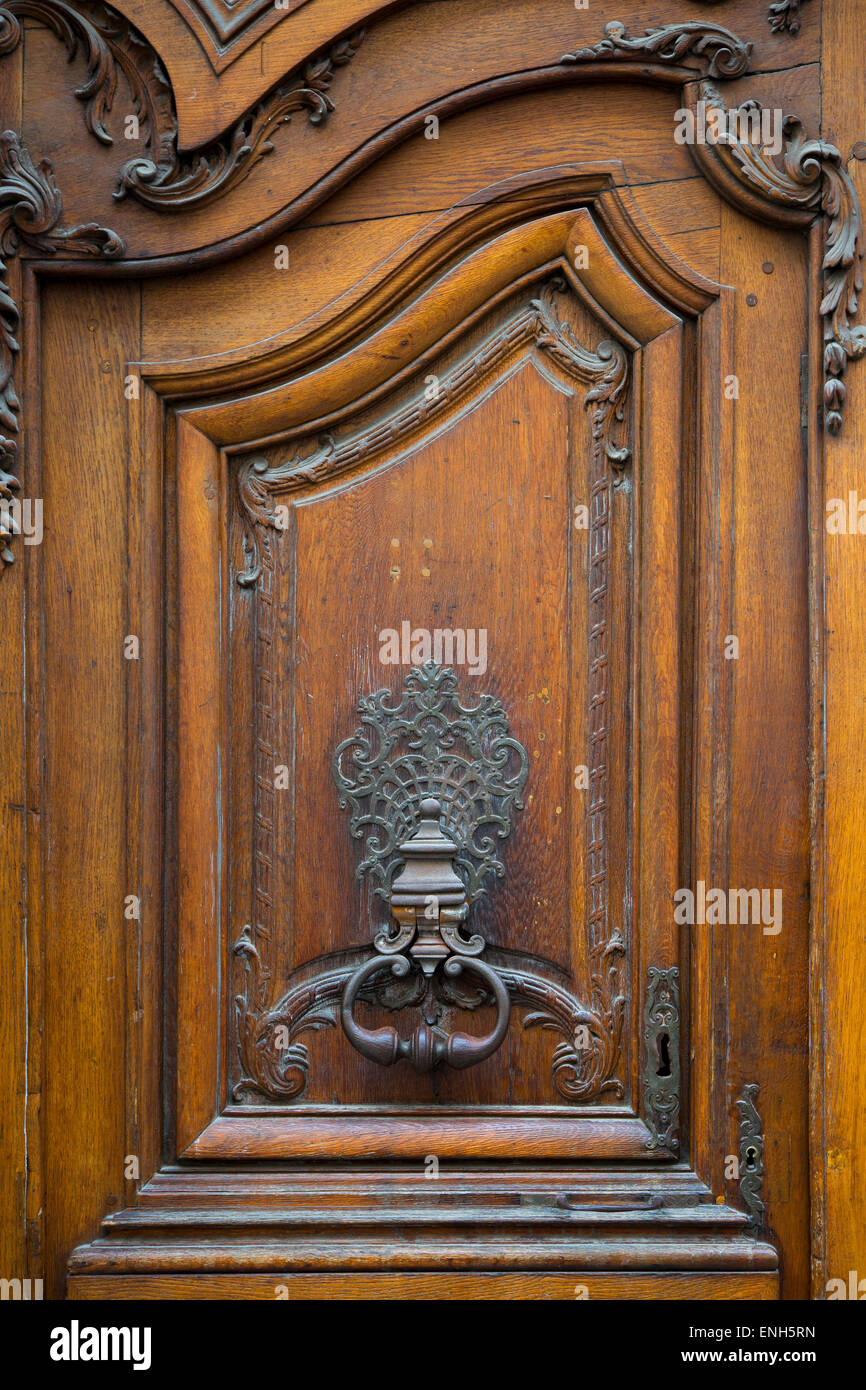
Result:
[1, 0, 864, 1302]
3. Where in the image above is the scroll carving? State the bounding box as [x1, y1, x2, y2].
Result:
[2, 5, 857, 429]
[116, 28, 365, 209]
[232, 934, 628, 1105]
[232, 279, 631, 1103]
[0, 1, 363, 210]
[0, 0, 174, 157]
[695, 82, 866, 435]
[561, 20, 752, 79]
[498, 937, 626, 1102]
[0, 128, 122, 568]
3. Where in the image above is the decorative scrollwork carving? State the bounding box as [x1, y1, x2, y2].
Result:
[333, 663, 529, 906]
[696, 82, 866, 434]
[232, 925, 342, 1102]
[232, 932, 627, 1103]
[3, 6, 853, 431]
[0, 129, 123, 258]
[116, 28, 365, 208]
[1, 0, 174, 157]
[0, 2, 362, 210]
[644, 965, 680, 1154]
[561, 19, 752, 79]
[736, 1082, 766, 1233]
[236, 277, 630, 584]
[232, 932, 428, 1102]
[0, 128, 122, 569]
[499, 933, 627, 1101]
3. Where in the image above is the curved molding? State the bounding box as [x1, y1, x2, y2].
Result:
[116, 27, 365, 208]
[234, 275, 630, 584]
[180, 220, 663, 450]
[233, 932, 628, 1105]
[0, 1, 859, 548]
[0, 128, 122, 568]
[166, 0, 311, 73]
[0, 1, 364, 209]
[2, 5, 753, 219]
[0, 0, 174, 155]
[141, 183, 693, 434]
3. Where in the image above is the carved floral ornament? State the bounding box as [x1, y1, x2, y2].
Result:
[695, 0, 812, 36]
[0, 3, 862, 571]
[766, 0, 810, 32]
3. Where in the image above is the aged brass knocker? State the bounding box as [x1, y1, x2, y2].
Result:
[332, 663, 528, 1074]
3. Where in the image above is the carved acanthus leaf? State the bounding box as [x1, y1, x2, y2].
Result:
[0, 128, 123, 569]
[500, 933, 627, 1102]
[0, 3, 362, 210]
[116, 28, 365, 209]
[767, 0, 809, 34]
[699, 82, 866, 434]
[562, 19, 752, 79]
[2, 0, 174, 160]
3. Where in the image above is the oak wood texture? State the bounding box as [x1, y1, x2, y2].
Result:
[1, 0, 859, 1303]
[67, 1271, 780, 1300]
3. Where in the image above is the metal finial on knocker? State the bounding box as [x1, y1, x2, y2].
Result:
[331, 663, 528, 1074]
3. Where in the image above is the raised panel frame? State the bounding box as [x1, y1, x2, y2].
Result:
[126, 173, 738, 1177]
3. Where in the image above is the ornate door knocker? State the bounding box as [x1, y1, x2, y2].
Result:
[332, 662, 528, 1073]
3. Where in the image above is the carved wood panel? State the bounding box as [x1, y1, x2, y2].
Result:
[227, 278, 633, 1111]
[156, 191, 692, 1165]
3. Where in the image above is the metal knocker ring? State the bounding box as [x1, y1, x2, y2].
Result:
[340, 953, 511, 1073]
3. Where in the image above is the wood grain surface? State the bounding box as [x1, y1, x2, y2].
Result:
[1, 0, 859, 1303]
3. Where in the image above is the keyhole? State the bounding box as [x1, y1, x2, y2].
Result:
[656, 1032, 672, 1078]
[744, 1145, 758, 1172]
